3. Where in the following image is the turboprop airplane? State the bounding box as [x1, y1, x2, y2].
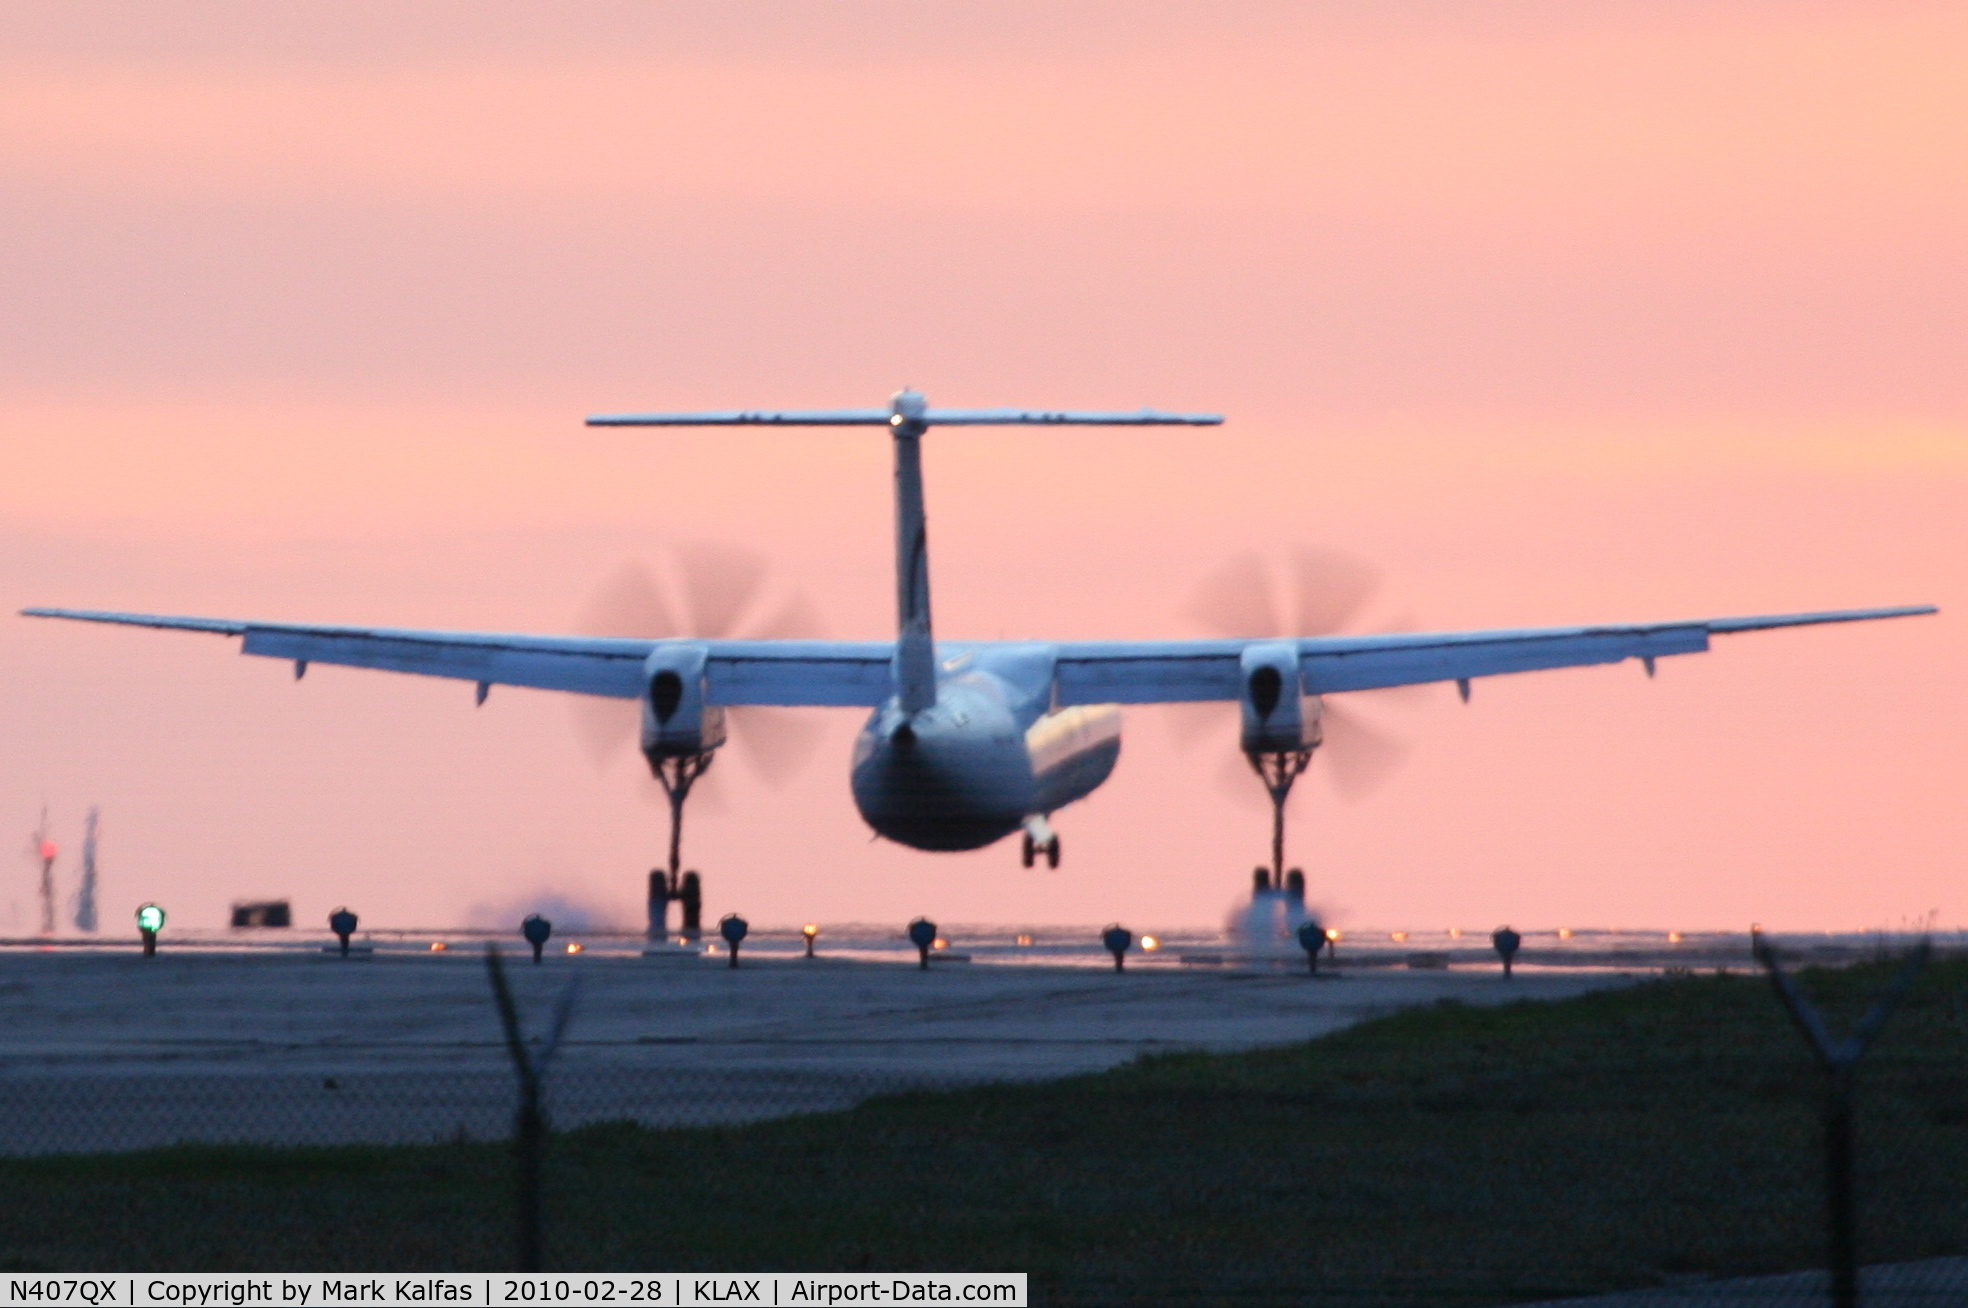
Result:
[21, 389, 1935, 897]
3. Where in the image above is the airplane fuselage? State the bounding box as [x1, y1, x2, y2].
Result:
[850, 643, 1121, 851]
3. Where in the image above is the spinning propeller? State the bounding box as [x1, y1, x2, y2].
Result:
[569, 543, 828, 786]
[1175, 546, 1424, 801]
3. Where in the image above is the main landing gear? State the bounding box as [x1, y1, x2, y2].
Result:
[1247, 744, 1315, 889]
[649, 751, 713, 936]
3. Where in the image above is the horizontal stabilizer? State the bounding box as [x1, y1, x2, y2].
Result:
[587, 407, 1222, 427]
[588, 409, 894, 427]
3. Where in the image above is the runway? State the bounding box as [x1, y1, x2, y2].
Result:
[0, 942, 1633, 1153]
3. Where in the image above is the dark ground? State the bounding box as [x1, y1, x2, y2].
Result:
[1, 958, 1963, 1306]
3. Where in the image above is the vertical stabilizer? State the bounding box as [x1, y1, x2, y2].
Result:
[889, 390, 937, 715]
[583, 391, 1221, 718]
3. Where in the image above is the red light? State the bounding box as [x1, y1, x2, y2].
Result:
[38, 841, 56, 862]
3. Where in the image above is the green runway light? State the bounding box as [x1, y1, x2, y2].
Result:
[136, 902, 165, 957]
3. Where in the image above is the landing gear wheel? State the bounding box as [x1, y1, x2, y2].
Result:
[1021, 833, 1036, 868]
[1046, 836, 1061, 870]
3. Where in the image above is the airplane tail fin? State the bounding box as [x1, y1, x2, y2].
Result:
[888, 391, 937, 714]
[586, 391, 1222, 717]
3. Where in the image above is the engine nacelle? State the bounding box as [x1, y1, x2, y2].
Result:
[640, 642, 727, 762]
[1239, 640, 1322, 755]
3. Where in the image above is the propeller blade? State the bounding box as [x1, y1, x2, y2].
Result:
[638, 762, 730, 814]
[570, 561, 673, 769]
[728, 706, 827, 786]
[576, 560, 677, 639]
[675, 541, 770, 639]
[1288, 547, 1379, 637]
[574, 545, 833, 783]
[1215, 750, 1269, 809]
[569, 696, 638, 769]
[746, 589, 829, 641]
[729, 579, 826, 784]
[1162, 701, 1231, 748]
[1320, 701, 1410, 801]
[1185, 552, 1281, 638]
[1187, 546, 1384, 638]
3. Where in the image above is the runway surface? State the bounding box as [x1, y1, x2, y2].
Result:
[0, 943, 1633, 1153]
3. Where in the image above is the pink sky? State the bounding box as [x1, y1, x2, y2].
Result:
[2, 2, 1962, 935]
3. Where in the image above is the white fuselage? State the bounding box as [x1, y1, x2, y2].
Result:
[850, 644, 1121, 851]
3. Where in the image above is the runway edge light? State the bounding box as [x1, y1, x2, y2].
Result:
[1297, 919, 1327, 976]
[1102, 924, 1133, 973]
[135, 902, 165, 957]
[328, 907, 358, 958]
[907, 917, 937, 971]
[718, 913, 748, 969]
[522, 914, 552, 964]
[1493, 926, 1522, 979]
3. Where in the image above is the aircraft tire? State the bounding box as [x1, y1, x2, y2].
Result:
[1046, 836, 1061, 870]
[1021, 833, 1035, 868]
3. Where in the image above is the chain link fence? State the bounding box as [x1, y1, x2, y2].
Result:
[0, 949, 1959, 1305]
[0, 1065, 958, 1155]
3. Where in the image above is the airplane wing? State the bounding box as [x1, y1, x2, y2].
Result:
[15, 609, 894, 707]
[1050, 606, 1937, 704]
[17, 604, 1933, 707]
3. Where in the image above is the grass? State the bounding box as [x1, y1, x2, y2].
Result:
[0, 959, 1964, 1305]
